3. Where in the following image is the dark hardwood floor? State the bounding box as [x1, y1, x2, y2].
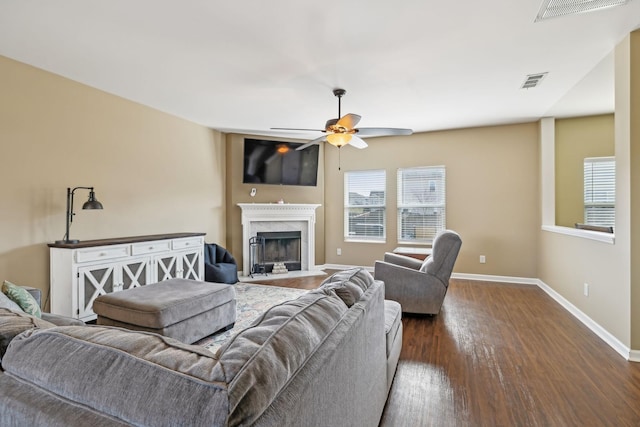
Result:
[256, 272, 640, 426]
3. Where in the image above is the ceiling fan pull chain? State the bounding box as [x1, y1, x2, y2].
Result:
[338, 147, 341, 170]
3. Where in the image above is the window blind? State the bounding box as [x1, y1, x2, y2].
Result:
[584, 157, 615, 228]
[344, 170, 386, 241]
[397, 166, 446, 243]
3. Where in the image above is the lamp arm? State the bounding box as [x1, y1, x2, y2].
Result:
[59, 186, 99, 245]
[68, 186, 94, 223]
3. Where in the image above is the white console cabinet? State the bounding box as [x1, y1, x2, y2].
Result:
[49, 233, 205, 321]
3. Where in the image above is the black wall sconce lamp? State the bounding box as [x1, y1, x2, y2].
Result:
[55, 186, 104, 244]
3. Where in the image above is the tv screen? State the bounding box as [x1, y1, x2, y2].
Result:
[243, 138, 319, 186]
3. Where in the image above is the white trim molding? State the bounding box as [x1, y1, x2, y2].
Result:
[451, 272, 539, 285]
[541, 225, 615, 244]
[535, 278, 631, 360]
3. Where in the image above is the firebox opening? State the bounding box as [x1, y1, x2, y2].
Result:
[256, 231, 302, 273]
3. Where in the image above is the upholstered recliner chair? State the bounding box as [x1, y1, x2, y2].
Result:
[204, 243, 239, 284]
[374, 230, 462, 315]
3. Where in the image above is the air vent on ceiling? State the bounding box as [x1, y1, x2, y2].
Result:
[535, 0, 632, 22]
[521, 72, 548, 89]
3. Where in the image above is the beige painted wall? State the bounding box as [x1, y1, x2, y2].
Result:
[224, 134, 326, 269]
[537, 31, 640, 350]
[538, 231, 629, 343]
[555, 114, 614, 228]
[322, 123, 540, 278]
[0, 55, 226, 307]
[224, 124, 539, 278]
[627, 30, 640, 348]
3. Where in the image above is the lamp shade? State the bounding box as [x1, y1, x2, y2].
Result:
[82, 190, 103, 210]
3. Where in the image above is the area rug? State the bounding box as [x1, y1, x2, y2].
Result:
[196, 282, 308, 354]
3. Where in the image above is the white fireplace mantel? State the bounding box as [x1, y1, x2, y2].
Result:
[238, 203, 321, 276]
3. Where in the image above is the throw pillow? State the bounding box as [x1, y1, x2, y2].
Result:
[321, 281, 364, 307]
[2, 280, 42, 318]
[321, 267, 375, 292]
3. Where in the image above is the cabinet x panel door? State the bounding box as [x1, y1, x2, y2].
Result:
[156, 256, 178, 281]
[122, 261, 149, 289]
[78, 265, 115, 318]
[182, 252, 200, 280]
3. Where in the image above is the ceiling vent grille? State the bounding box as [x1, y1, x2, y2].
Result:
[521, 72, 548, 89]
[535, 0, 632, 22]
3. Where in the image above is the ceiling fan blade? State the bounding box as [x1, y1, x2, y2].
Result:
[295, 135, 326, 151]
[336, 113, 361, 130]
[356, 127, 413, 137]
[348, 135, 368, 149]
[271, 127, 326, 132]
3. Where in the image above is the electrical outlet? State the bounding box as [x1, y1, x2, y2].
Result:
[337, 248, 342, 256]
[584, 283, 589, 297]
[479, 255, 486, 264]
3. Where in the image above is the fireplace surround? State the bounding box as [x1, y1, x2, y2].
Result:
[238, 203, 321, 276]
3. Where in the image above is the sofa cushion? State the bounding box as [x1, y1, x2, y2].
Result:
[2, 281, 41, 318]
[1, 326, 229, 426]
[213, 290, 348, 426]
[0, 308, 55, 361]
[321, 267, 375, 292]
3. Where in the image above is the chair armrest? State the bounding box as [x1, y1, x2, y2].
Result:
[382, 252, 424, 271]
[374, 260, 448, 314]
[374, 260, 428, 285]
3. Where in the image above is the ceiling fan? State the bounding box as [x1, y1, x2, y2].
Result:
[271, 88, 413, 151]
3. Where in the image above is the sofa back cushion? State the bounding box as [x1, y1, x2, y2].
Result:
[2, 326, 228, 426]
[214, 290, 348, 426]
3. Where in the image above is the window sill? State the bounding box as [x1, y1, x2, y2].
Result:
[541, 225, 615, 244]
[344, 238, 386, 244]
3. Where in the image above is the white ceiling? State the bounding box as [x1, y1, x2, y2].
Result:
[0, 1, 639, 141]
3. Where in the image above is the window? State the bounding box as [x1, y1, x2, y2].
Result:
[344, 170, 386, 241]
[584, 157, 615, 228]
[397, 166, 446, 243]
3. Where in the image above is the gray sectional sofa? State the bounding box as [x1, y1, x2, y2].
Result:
[0, 268, 402, 427]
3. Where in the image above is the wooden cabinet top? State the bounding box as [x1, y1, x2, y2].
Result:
[48, 232, 206, 249]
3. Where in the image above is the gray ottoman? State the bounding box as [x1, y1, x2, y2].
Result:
[93, 278, 236, 344]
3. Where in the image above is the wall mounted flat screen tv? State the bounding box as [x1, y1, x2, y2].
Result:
[243, 138, 319, 186]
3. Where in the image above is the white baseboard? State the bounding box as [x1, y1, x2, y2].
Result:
[319, 263, 375, 273]
[451, 272, 539, 285]
[534, 278, 633, 361]
[322, 264, 637, 362]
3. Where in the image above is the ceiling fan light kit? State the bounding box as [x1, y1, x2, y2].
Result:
[327, 133, 352, 148]
[271, 88, 413, 151]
